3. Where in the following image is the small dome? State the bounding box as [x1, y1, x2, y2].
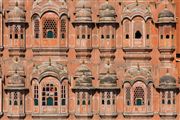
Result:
[7, 61, 25, 87]
[8, 6, 25, 22]
[7, 71, 25, 87]
[75, 74, 93, 87]
[75, 64, 92, 76]
[158, 9, 174, 18]
[75, 8, 92, 21]
[99, 74, 117, 87]
[99, 1, 116, 22]
[160, 74, 176, 87]
[158, 8, 175, 23]
[74, 64, 94, 87]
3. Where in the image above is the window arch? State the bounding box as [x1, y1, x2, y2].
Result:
[14, 92, 18, 105]
[60, 15, 67, 40]
[34, 85, 38, 106]
[61, 85, 66, 106]
[34, 18, 40, 39]
[124, 20, 130, 40]
[126, 86, 131, 105]
[162, 91, 165, 104]
[147, 85, 151, 105]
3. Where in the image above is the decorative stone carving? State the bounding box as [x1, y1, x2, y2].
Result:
[31, 59, 68, 83]
[158, 8, 175, 23]
[124, 66, 153, 85]
[99, 62, 118, 89]
[32, 0, 68, 17]
[122, 3, 152, 21]
[99, 1, 116, 22]
[6, 57, 25, 87]
[8, 1, 25, 23]
[74, 64, 94, 88]
[159, 74, 177, 88]
[74, 0, 92, 22]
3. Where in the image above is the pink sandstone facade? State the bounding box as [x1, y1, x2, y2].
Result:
[0, 0, 180, 120]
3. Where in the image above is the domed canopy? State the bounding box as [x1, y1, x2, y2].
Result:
[160, 74, 176, 87]
[8, 5, 25, 22]
[99, 1, 116, 22]
[158, 9, 174, 18]
[6, 61, 25, 87]
[74, 64, 94, 88]
[158, 8, 175, 23]
[75, 8, 92, 22]
[75, 74, 93, 87]
[74, 0, 92, 22]
[99, 74, 117, 87]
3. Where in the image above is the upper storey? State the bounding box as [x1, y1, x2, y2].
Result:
[0, 0, 177, 52]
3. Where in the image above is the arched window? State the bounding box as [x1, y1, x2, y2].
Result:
[147, 85, 151, 105]
[14, 25, 19, 39]
[135, 31, 142, 39]
[43, 19, 57, 38]
[34, 85, 38, 106]
[126, 87, 131, 105]
[14, 92, 18, 105]
[162, 91, 165, 104]
[82, 92, 86, 105]
[134, 87, 144, 106]
[77, 92, 80, 105]
[60, 16, 67, 40]
[42, 84, 58, 106]
[124, 20, 130, 39]
[9, 93, 12, 105]
[107, 92, 111, 105]
[34, 19, 40, 39]
[102, 92, 105, 105]
[167, 91, 171, 104]
[61, 85, 66, 106]
[9, 25, 13, 39]
[173, 92, 175, 104]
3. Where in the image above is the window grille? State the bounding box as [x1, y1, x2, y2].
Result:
[43, 19, 57, 38]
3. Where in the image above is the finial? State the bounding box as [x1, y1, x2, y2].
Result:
[15, 1, 18, 7]
[49, 57, 51, 66]
[136, 0, 138, 6]
[137, 63, 140, 71]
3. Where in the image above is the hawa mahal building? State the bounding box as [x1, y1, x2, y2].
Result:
[0, 0, 180, 120]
